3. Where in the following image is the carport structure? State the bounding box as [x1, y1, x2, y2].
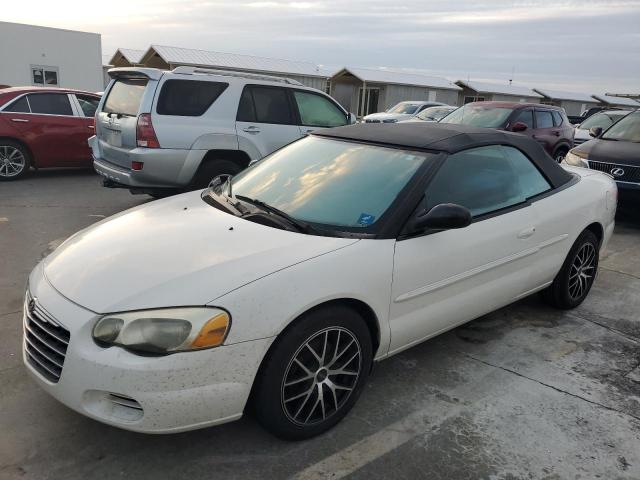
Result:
[329, 67, 460, 117]
[533, 88, 599, 116]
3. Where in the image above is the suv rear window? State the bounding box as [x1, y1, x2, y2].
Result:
[157, 80, 228, 116]
[103, 78, 148, 117]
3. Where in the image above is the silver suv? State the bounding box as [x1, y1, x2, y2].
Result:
[90, 66, 354, 196]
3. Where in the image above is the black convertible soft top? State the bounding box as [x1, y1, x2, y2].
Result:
[313, 122, 573, 189]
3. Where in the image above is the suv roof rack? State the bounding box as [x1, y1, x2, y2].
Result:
[171, 66, 304, 86]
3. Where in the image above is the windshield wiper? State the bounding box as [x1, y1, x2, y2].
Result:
[234, 195, 318, 234]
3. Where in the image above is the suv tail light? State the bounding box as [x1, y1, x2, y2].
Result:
[136, 114, 160, 148]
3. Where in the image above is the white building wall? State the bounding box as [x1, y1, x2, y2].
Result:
[0, 22, 103, 92]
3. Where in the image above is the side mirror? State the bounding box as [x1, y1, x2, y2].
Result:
[348, 112, 357, 124]
[412, 203, 472, 232]
[589, 126, 603, 138]
[511, 121, 528, 132]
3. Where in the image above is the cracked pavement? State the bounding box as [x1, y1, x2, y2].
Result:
[1, 170, 639, 480]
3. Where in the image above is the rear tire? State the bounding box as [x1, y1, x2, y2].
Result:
[542, 230, 599, 309]
[252, 305, 373, 440]
[190, 159, 243, 190]
[0, 140, 30, 180]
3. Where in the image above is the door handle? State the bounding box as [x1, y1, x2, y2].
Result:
[242, 126, 260, 134]
[517, 227, 536, 239]
[88, 125, 95, 129]
[10, 118, 29, 123]
[553, 131, 560, 136]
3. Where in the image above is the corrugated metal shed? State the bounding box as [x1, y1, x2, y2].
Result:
[145, 45, 329, 78]
[532, 88, 594, 103]
[334, 67, 460, 90]
[457, 80, 542, 98]
[592, 94, 640, 107]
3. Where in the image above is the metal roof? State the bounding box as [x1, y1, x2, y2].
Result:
[592, 93, 640, 107]
[532, 88, 595, 103]
[456, 80, 542, 98]
[109, 48, 146, 66]
[146, 45, 329, 78]
[332, 67, 460, 90]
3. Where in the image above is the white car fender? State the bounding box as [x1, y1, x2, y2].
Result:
[212, 239, 396, 360]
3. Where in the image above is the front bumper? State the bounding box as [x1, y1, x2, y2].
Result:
[24, 263, 272, 433]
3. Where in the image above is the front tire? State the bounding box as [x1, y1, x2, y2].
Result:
[252, 305, 373, 440]
[543, 230, 599, 309]
[0, 141, 30, 180]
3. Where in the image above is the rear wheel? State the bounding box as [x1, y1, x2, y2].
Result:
[191, 159, 243, 190]
[252, 305, 372, 440]
[543, 230, 599, 309]
[0, 141, 30, 180]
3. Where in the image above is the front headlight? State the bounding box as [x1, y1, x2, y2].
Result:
[564, 150, 589, 168]
[93, 307, 231, 354]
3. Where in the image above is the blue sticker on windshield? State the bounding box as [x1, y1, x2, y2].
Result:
[357, 213, 376, 226]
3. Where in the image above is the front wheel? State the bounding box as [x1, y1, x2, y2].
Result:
[252, 305, 373, 440]
[543, 230, 599, 309]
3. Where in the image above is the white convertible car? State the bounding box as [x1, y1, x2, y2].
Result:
[24, 123, 616, 439]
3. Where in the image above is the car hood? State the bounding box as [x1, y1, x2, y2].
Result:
[574, 128, 591, 141]
[363, 113, 414, 122]
[576, 138, 640, 165]
[44, 192, 359, 313]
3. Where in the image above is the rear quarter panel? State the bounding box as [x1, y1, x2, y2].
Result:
[532, 169, 616, 283]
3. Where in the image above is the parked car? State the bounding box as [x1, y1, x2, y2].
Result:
[568, 106, 622, 125]
[24, 123, 615, 439]
[564, 110, 640, 203]
[0, 87, 101, 180]
[91, 66, 355, 197]
[440, 101, 574, 162]
[573, 109, 633, 146]
[400, 105, 457, 123]
[363, 101, 444, 123]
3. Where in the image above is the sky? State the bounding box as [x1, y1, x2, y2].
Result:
[3, 0, 640, 94]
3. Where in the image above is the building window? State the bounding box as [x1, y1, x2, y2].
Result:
[464, 95, 485, 104]
[31, 66, 59, 86]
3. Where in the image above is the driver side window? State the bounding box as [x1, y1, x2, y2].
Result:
[424, 145, 551, 218]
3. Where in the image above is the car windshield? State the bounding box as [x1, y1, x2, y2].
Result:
[601, 111, 640, 142]
[416, 107, 453, 121]
[440, 104, 514, 128]
[227, 136, 431, 230]
[579, 112, 625, 130]
[388, 103, 421, 114]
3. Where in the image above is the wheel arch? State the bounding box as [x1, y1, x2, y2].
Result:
[584, 221, 604, 247]
[201, 149, 252, 169]
[246, 297, 381, 409]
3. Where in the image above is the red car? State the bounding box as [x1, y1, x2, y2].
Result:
[441, 101, 575, 162]
[0, 87, 101, 180]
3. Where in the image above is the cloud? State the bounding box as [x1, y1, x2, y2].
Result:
[3, 0, 639, 93]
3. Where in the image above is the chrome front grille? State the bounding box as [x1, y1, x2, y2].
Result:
[23, 292, 70, 383]
[588, 161, 640, 184]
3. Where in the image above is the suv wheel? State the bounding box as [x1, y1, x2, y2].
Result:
[252, 305, 373, 440]
[542, 230, 599, 309]
[0, 141, 30, 180]
[554, 147, 568, 163]
[191, 159, 243, 190]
